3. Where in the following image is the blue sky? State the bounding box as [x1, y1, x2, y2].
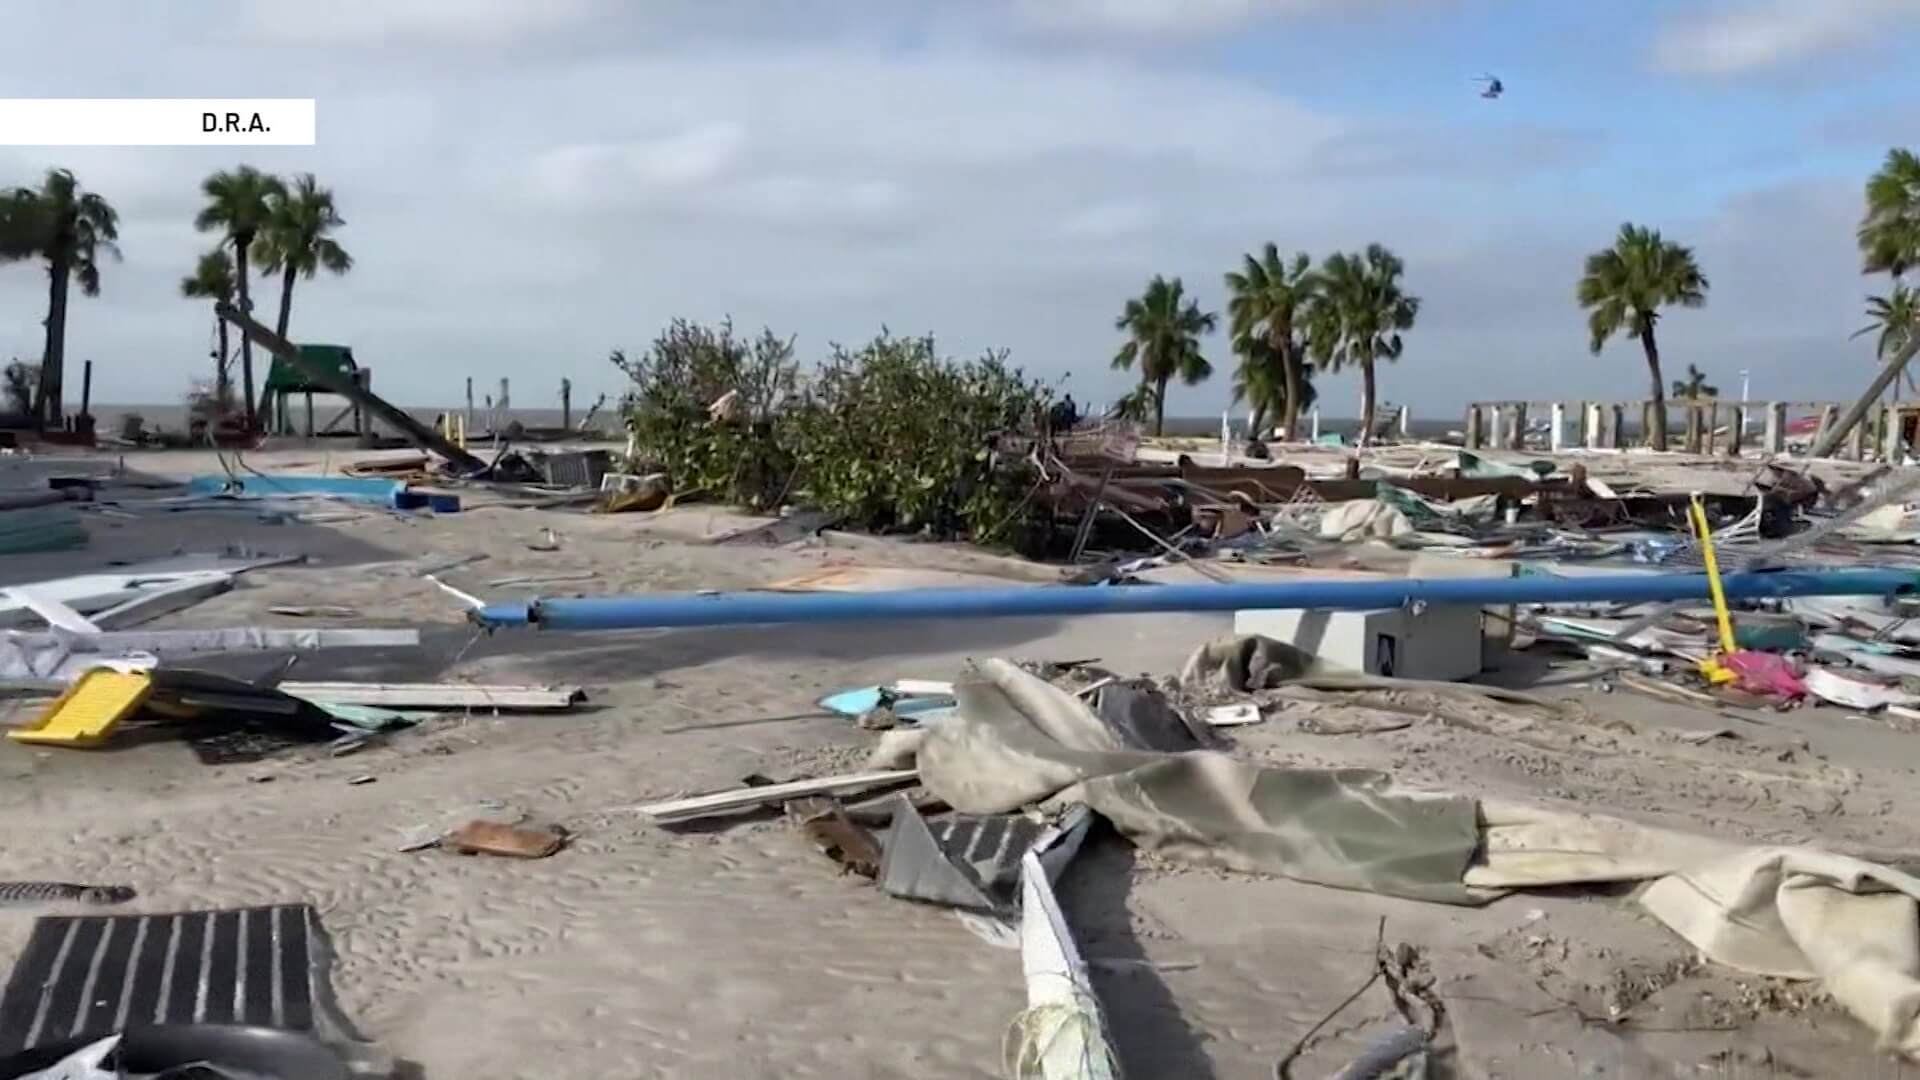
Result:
[0, 0, 1915, 415]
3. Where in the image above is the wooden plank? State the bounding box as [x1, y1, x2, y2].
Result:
[277, 681, 584, 710]
[628, 769, 919, 823]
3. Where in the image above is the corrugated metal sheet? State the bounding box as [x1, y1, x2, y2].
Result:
[0, 904, 336, 1054]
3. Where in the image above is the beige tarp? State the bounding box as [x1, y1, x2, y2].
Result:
[907, 657, 1920, 1061]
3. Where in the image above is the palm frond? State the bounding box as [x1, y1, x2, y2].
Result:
[1111, 274, 1218, 388]
[1577, 221, 1709, 352]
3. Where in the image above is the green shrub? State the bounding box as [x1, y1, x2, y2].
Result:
[613, 322, 1051, 547]
[612, 319, 798, 509]
[785, 332, 1049, 542]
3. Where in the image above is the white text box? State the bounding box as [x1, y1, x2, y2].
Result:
[0, 99, 316, 147]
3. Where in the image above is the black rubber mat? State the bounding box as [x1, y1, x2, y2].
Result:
[0, 904, 331, 1054]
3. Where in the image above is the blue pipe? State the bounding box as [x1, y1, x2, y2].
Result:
[473, 568, 1917, 631]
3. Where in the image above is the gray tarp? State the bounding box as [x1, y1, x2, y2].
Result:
[917, 658, 1488, 905]
[910, 650, 1920, 1062]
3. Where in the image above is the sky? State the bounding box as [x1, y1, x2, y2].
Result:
[0, 0, 1915, 416]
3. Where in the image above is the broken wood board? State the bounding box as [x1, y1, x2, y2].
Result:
[759, 567, 1029, 593]
[629, 769, 919, 824]
[268, 605, 360, 619]
[485, 572, 598, 588]
[276, 681, 584, 711]
[787, 797, 883, 877]
[445, 820, 568, 858]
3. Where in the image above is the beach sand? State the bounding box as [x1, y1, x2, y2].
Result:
[0, 445, 1911, 1078]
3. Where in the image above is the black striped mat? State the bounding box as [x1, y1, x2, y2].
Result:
[0, 904, 335, 1054]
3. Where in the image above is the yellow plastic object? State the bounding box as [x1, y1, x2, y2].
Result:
[8, 669, 153, 747]
[1688, 494, 1738, 684]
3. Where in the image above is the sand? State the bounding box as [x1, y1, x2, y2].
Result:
[0, 444, 1912, 1078]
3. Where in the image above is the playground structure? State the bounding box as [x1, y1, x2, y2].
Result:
[256, 343, 372, 439]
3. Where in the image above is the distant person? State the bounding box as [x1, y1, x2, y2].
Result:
[1049, 394, 1079, 432]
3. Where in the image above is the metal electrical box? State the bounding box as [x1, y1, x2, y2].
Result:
[1232, 604, 1485, 681]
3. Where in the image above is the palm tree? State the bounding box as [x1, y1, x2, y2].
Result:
[1671, 364, 1717, 400]
[256, 173, 352, 340]
[180, 249, 238, 405]
[1312, 244, 1420, 448]
[1225, 245, 1318, 439]
[1860, 148, 1920, 280]
[195, 166, 285, 427]
[1854, 286, 1920, 398]
[1230, 337, 1316, 439]
[1576, 223, 1709, 452]
[1111, 275, 1217, 436]
[2, 170, 119, 427]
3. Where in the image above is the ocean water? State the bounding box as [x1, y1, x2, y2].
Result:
[88, 403, 608, 438]
[84, 402, 1469, 442]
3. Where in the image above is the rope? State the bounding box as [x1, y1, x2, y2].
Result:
[1002, 990, 1120, 1080]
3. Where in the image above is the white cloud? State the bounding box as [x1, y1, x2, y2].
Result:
[235, 0, 605, 45]
[1060, 200, 1157, 239]
[1652, 0, 1911, 75]
[722, 176, 908, 226]
[1010, 0, 1400, 34]
[528, 124, 750, 200]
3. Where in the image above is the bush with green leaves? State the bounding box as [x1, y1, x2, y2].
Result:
[613, 322, 1051, 547]
[611, 319, 799, 509]
[784, 332, 1049, 542]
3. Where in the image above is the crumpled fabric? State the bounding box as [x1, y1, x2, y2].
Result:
[1318, 498, 1415, 542]
[1178, 633, 1325, 692]
[915, 659, 1489, 905]
[1641, 847, 1920, 1059]
[913, 655, 1920, 1061]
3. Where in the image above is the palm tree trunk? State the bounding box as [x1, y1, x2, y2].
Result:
[1153, 375, 1168, 437]
[37, 257, 70, 429]
[214, 313, 231, 406]
[275, 262, 297, 340]
[1640, 325, 1668, 452]
[1281, 346, 1303, 441]
[1358, 358, 1377, 449]
[235, 235, 257, 428]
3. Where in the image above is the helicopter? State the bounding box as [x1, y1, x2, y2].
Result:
[1475, 74, 1504, 99]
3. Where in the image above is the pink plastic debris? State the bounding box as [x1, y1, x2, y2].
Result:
[1722, 650, 1807, 700]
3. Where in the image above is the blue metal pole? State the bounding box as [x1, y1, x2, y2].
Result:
[472, 568, 1916, 632]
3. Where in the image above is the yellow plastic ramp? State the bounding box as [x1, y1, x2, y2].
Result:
[9, 670, 153, 747]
